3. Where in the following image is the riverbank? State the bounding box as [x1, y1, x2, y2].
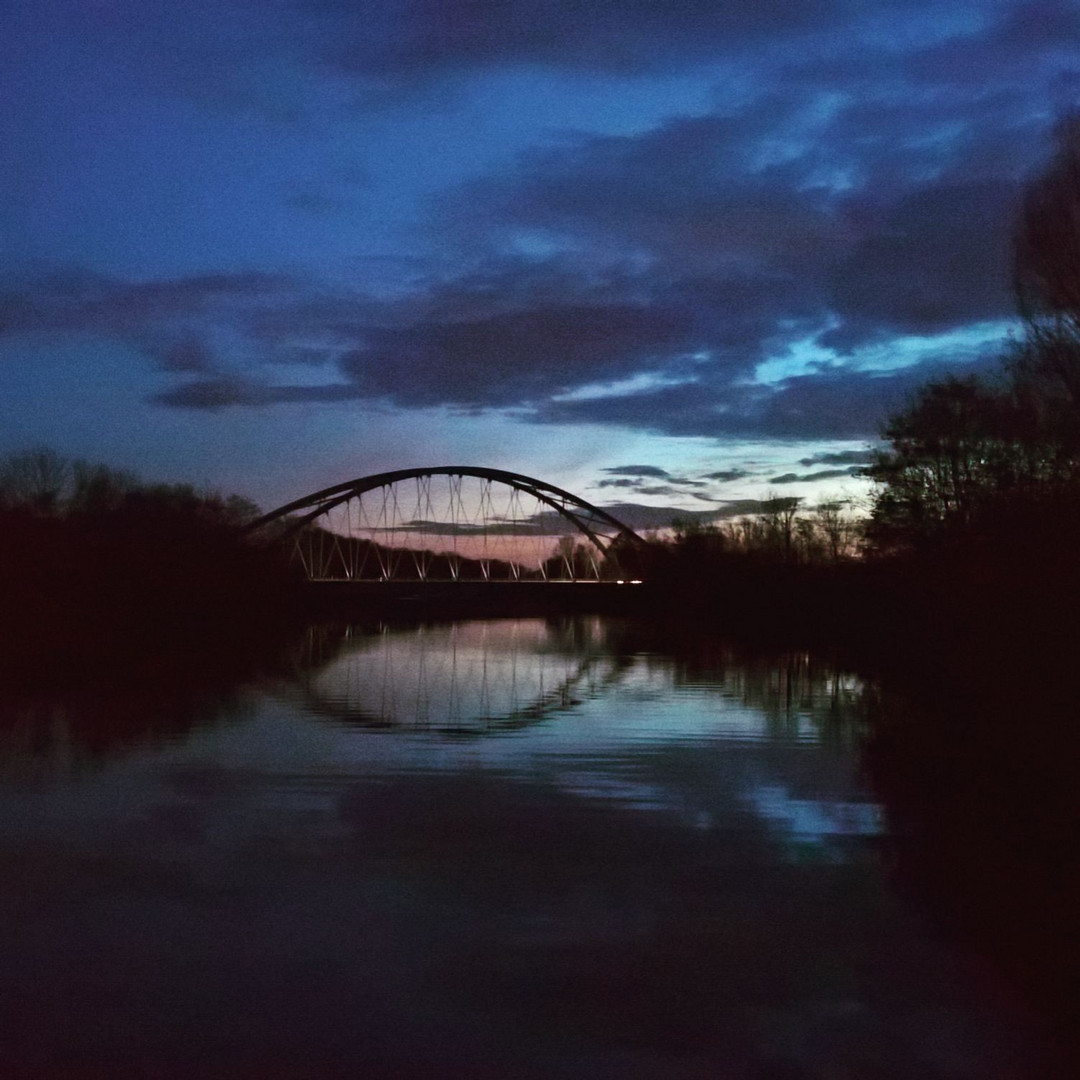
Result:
[644, 550, 1080, 1052]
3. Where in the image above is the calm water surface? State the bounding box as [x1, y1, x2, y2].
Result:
[0, 618, 1061, 1078]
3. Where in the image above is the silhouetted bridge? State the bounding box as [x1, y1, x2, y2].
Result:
[249, 467, 649, 608]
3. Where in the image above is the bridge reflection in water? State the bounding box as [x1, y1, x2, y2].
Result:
[291, 619, 627, 733]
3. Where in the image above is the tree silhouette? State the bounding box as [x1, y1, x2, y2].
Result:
[1014, 112, 1080, 331]
[1010, 112, 1080, 469]
[869, 117, 1080, 552]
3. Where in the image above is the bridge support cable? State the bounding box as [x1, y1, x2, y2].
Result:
[248, 466, 647, 583]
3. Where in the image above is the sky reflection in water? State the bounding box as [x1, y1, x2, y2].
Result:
[0, 618, 1056, 1078]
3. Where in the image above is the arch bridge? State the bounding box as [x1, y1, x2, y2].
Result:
[248, 466, 646, 583]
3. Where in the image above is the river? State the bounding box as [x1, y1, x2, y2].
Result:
[0, 616, 1067, 1078]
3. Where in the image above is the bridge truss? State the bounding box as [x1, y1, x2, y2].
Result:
[248, 466, 646, 582]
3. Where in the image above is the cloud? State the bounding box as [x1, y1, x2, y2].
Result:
[5, 0, 927, 121]
[160, 338, 216, 374]
[702, 469, 750, 482]
[0, 271, 286, 332]
[598, 497, 809, 531]
[5, 2, 1070, 450]
[314, 0, 860, 87]
[798, 450, 875, 467]
[152, 377, 272, 410]
[534, 354, 1004, 439]
[150, 339, 1000, 439]
[599, 465, 708, 488]
[441, 86, 1039, 361]
[901, 0, 1080, 93]
[8, 0, 1071, 135]
[308, 0, 1080, 124]
[338, 300, 698, 407]
[825, 180, 1017, 348]
[602, 465, 672, 479]
[2, 240, 1009, 446]
[151, 378, 365, 410]
[767, 468, 862, 484]
[0, 270, 294, 371]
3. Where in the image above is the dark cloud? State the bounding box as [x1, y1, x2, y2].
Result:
[596, 478, 643, 489]
[740, 359, 1007, 439]
[603, 465, 670, 479]
[441, 82, 1043, 362]
[314, 0, 856, 86]
[3, 244, 1010, 447]
[767, 468, 862, 484]
[598, 497, 808, 531]
[902, 0, 1080, 92]
[164, 352, 988, 438]
[600, 465, 707, 487]
[0, 270, 291, 345]
[6, 2, 1073, 454]
[443, 106, 852, 293]
[29, 1, 1067, 124]
[340, 301, 697, 407]
[418, 64, 1051, 404]
[702, 469, 750, 482]
[160, 338, 215, 374]
[152, 378, 270, 411]
[154, 345, 1003, 438]
[151, 378, 361, 409]
[535, 354, 1004, 439]
[825, 180, 1016, 347]
[588, 503, 716, 532]
[6, 274, 159, 330]
[9, 0, 895, 122]
[798, 450, 876, 466]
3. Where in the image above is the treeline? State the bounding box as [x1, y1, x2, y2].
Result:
[866, 116, 1080, 559]
[0, 449, 298, 667]
[666, 498, 862, 566]
[656, 116, 1080, 629]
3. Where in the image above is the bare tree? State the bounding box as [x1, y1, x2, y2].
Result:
[813, 500, 850, 561]
[1011, 112, 1080, 469]
[761, 495, 801, 561]
[0, 447, 71, 512]
[1015, 112, 1080, 335]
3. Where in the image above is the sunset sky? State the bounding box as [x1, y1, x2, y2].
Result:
[3, 1, 1078, 521]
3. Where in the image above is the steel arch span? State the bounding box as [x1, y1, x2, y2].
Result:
[248, 466, 647, 583]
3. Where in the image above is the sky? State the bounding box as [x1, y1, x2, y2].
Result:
[2, 0, 1078, 523]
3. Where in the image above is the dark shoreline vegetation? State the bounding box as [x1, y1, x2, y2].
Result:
[2, 119, 1079, 1067]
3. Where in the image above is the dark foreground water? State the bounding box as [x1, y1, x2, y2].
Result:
[0, 618, 1068, 1078]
